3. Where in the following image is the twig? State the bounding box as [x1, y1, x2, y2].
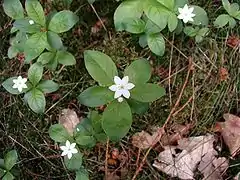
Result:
[168, 34, 175, 106]
[105, 138, 109, 179]
[173, 96, 193, 117]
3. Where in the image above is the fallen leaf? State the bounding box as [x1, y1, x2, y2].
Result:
[132, 127, 165, 149]
[59, 109, 80, 135]
[227, 36, 240, 48]
[153, 134, 228, 180]
[219, 113, 240, 157]
[105, 172, 120, 180]
[219, 67, 229, 82]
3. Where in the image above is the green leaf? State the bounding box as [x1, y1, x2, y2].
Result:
[89, 111, 102, 134]
[48, 10, 79, 33]
[24, 32, 47, 63]
[26, 88, 46, 113]
[56, 51, 76, 66]
[2, 172, 14, 180]
[127, 99, 149, 115]
[8, 46, 19, 59]
[214, 14, 231, 28]
[75, 169, 89, 180]
[144, 0, 170, 31]
[84, 50, 118, 86]
[174, 0, 188, 11]
[168, 13, 178, 32]
[47, 31, 63, 50]
[75, 118, 94, 136]
[3, 0, 24, 19]
[13, 18, 42, 33]
[139, 34, 148, 48]
[37, 80, 59, 93]
[4, 150, 18, 170]
[156, 0, 174, 10]
[88, 0, 95, 4]
[144, 19, 161, 34]
[0, 168, 5, 178]
[122, 18, 145, 34]
[64, 153, 83, 171]
[28, 63, 43, 86]
[198, 27, 209, 37]
[75, 134, 96, 148]
[2, 77, 29, 95]
[174, 20, 183, 35]
[195, 35, 203, 43]
[229, 3, 239, 16]
[228, 17, 236, 28]
[95, 133, 107, 143]
[147, 33, 165, 56]
[183, 26, 198, 37]
[78, 86, 114, 107]
[37, 51, 55, 65]
[191, 6, 209, 26]
[102, 100, 132, 141]
[49, 124, 70, 142]
[114, 0, 144, 31]
[222, 0, 231, 13]
[131, 83, 166, 102]
[10, 26, 18, 33]
[124, 58, 151, 84]
[25, 0, 46, 26]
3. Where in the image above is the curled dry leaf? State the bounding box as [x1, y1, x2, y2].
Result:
[219, 67, 229, 82]
[153, 134, 228, 180]
[59, 109, 80, 135]
[227, 36, 240, 48]
[132, 127, 165, 149]
[219, 113, 240, 157]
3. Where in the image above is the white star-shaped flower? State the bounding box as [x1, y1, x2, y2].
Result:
[12, 76, 27, 92]
[60, 140, 78, 159]
[109, 76, 135, 102]
[177, 4, 195, 23]
[29, 20, 34, 25]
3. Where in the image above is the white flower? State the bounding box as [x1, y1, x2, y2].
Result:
[118, 97, 124, 103]
[29, 20, 34, 25]
[177, 4, 195, 23]
[109, 76, 135, 100]
[60, 140, 78, 159]
[12, 76, 27, 92]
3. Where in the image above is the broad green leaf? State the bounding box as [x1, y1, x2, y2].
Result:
[156, 0, 174, 10]
[0, 159, 4, 168]
[0, 168, 5, 177]
[233, 11, 240, 20]
[114, 0, 144, 31]
[124, 59, 151, 84]
[174, 0, 188, 11]
[102, 100, 132, 141]
[198, 28, 209, 37]
[229, 3, 239, 16]
[3, 0, 24, 19]
[10, 26, 18, 34]
[37, 51, 55, 65]
[2, 77, 29, 95]
[222, 0, 231, 13]
[131, 83, 166, 102]
[25, 0, 46, 26]
[24, 32, 47, 63]
[147, 33, 165, 56]
[47, 31, 63, 50]
[95, 133, 107, 143]
[139, 34, 148, 48]
[28, 63, 43, 86]
[144, 0, 170, 31]
[144, 19, 161, 34]
[64, 153, 83, 171]
[56, 51, 76, 65]
[127, 99, 149, 115]
[76, 169, 89, 180]
[13, 18, 42, 33]
[4, 150, 18, 170]
[27, 88, 46, 113]
[48, 10, 79, 33]
[49, 124, 70, 142]
[191, 6, 209, 26]
[8, 46, 19, 59]
[195, 35, 203, 43]
[174, 20, 183, 35]
[75, 134, 96, 148]
[2, 172, 14, 180]
[214, 14, 231, 28]
[84, 50, 118, 86]
[183, 26, 198, 37]
[75, 118, 94, 136]
[89, 111, 103, 134]
[88, 0, 95, 4]
[122, 18, 145, 34]
[78, 86, 114, 107]
[37, 80, 59, 93]
[168, 13, 178, 32]
[46, 56, 58, 71]
[228, 17, 236, 28]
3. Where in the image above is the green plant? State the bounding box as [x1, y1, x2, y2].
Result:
[114, 0, 209, 55]
[78, 50, 166, 141]
[214, 0, 240, 28]
[0, 150, 18, 180]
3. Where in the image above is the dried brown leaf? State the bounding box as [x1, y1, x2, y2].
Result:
[59, 109, 80, 135]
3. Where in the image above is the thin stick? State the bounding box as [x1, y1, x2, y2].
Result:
[90, 4, 108, 33]
[105, 138, 109, 179]
[168, 34, 175, 106]
[173, 96, 193, 117]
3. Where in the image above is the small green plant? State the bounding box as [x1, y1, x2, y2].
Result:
[214, 0, 240, 28]
[48, 111, 106, 180]
[78, 50, 166, 140]
[0, 150, 18, 180]
[2, 0, 79, 113]
[114, 0, 209, 56]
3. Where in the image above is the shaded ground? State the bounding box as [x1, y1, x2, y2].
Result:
[0, 0, 240, 179]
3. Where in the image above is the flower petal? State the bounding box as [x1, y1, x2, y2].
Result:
[178, 7, 183, 14]
[118, 97, 124, 103]
[121, 76, 129, 85]
[70, 143, 76, 149]
[126, 83, 135, 90]
[66, 140, 70, 148]
[109, 85, 118, 92]
[71, 148, 78, 154]
[67, 152, 73, 159]
[122, 90, 130, 98]
[61, 151, 68, 156]
[60, 146, 67, 151]
[177, 14, 184, 20]
[188, 17, 194, 22]
[18, 86, 23, 92]
[12, 84, 18, 88]
[189, 7, 194, 13]
[114, 76, 122, 85]
[22, 78, 27, 83]
[22, 84, 28, 89]
[114, 90, 122, 98]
